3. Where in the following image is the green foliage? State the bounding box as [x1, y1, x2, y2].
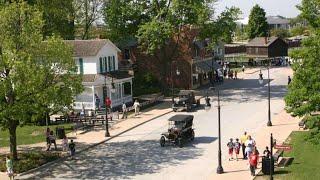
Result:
[270, 28, 290, 39]
[303, 115, 320, 144]
[285, 34, 320, 117]
[298, 0, 320, 29]
[290, 26, 310, 36]
[133, 72, 161, 96]
[35, 0, 75, 40]
[247, 4, 269, 39]
[0, 1, 83, 158]
[0, 152, 61, 173]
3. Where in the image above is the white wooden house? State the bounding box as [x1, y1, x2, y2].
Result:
[65, 39, 133, 110]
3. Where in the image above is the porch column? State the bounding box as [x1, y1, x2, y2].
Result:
[92, 86, 95, 110]
[120, 82, 123, 99]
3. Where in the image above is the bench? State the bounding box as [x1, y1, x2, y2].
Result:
[278, 157, 294, 167]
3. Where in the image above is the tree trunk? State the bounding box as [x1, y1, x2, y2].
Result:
[9, 123, 18, 160]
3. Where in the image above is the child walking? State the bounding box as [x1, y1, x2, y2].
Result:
[6, 155, 14, 180]
[234, 138, 241, 161]
[227, 138, 234, 160]
[62, 135, 68, 152]
[69, 139, 76, 160]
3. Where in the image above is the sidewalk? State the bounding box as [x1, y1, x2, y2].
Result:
[207, 109, 301, 180]
[0, 101, 173, 179]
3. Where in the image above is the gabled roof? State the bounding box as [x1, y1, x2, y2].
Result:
[246, 37, 281, 47]
[64, 39, 121, 57]
[267, 16, 289, 25]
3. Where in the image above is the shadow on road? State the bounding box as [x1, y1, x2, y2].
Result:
[24, 138, 215, 179]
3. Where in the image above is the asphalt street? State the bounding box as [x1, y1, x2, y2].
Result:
[21, 67, 291, 180]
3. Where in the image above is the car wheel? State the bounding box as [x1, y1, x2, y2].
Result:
[160, 136, 165, 147]
[190, 130, 195, 141]
[177, 138, 183, 148]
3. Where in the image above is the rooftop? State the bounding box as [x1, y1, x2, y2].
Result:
[267, 16, 290, 25]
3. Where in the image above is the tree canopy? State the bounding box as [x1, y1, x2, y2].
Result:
[247, 4, 269, 39]
[0, 1, 83, 159]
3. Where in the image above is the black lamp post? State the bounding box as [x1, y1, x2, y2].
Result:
[259, 67, 272, 126]
[103, 75, 116, 137]
[171, 61, 180, 104]
[208, 87, 223, 174]
[216, 89, 224, 174]
[270, 133, 274, 180]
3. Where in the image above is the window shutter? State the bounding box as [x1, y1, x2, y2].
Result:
[79, 58, 84, 74]
[108, 56, 111, 72]
[112, 56, 115, 71]
[99, 57, 103, 73]
[104, 57, 107, 72]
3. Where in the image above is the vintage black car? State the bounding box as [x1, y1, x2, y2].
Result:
[172, 90, 200, 112]
[160, 115, 195, 148]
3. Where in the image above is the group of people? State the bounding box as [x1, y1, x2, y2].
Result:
[227, 131, 271, 176]
[122, 99, 141, 119]
[45, 128, 76, 159]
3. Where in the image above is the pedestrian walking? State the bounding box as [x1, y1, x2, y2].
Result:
[122, 102, 127, 119]
[242, 65, 245, 73]
[288, 76, 291, 85]
[69, 139, 76, 160]
[245, 135, 256, 157]
[6, 155, 14, 180]
[249, 147, 259, 176]
[45, 127, 51, 148]
[227, 138, 234, 160]
[47, 131, 57, 151]
[240, 131, 248, 159]
[263, 146, 271, 158]
[133, 100, 140, 116]
[234, 138, 241, 161]
[234, 71, 238, 79]
[62, 135, 68, 152]
[94, 94, 100, 110]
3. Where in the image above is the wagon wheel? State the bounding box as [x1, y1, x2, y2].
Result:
[160, 136, 166, 147]
[190, 129, 195, 141]
[177, 138, 183, 148]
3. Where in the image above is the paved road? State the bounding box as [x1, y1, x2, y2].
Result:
[20, 67, 291, 180]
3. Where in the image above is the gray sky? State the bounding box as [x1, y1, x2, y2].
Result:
[215, 0, 302, 18]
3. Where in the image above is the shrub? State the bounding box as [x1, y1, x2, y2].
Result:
[304, 115, 320, 144]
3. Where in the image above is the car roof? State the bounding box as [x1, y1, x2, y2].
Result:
[178, 90, 193, 95]
[169, 115, 194, 122]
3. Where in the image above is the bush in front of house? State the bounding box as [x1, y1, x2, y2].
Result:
[133, 72, 161, 96]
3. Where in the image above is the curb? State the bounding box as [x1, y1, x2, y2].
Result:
[17, 109, 173, 178]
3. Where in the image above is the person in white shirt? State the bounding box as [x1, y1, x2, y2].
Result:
[122, 102, 127, 119]
[245, 135, 256, 157]
[133, 100, 140, 116]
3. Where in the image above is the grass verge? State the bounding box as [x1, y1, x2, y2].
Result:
[255, 131, 320, 180]
[0, 151, 62, 173]
[0, 123, 73, 147]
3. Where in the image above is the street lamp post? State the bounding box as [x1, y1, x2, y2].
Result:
[270, 133, 274, 180]
[171, 61, 180, 104]
[216, 89, 224, 174]
[259, 67, 272, 126]
[103, 75, 116, 137]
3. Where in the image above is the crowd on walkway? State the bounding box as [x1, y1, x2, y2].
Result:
[227, 131, 272, 176]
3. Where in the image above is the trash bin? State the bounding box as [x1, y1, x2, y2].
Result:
[56, 127, 65, 139]
[262, 157, 274, 175]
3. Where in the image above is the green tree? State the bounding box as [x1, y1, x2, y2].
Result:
[0, 1, 83, 159]
[270, 28, 290, 39]
[247, 4, 269, 39]
[298, 0, 320, 29]
[104, 0, 239, 88]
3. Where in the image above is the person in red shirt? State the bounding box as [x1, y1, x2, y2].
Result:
[249, 147, 259, 176]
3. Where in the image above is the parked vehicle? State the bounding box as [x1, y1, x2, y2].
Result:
[172, 90, 200, 112]
[160, 115, 195, 148]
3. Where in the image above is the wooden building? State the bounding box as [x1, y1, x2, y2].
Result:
[246, 37, 288, 58]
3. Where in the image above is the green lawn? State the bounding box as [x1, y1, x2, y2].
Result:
[256, 131, 320, 180]
[0, 124, 73, 147]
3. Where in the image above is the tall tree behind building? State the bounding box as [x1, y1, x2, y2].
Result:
[247, 4, 269, 39]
